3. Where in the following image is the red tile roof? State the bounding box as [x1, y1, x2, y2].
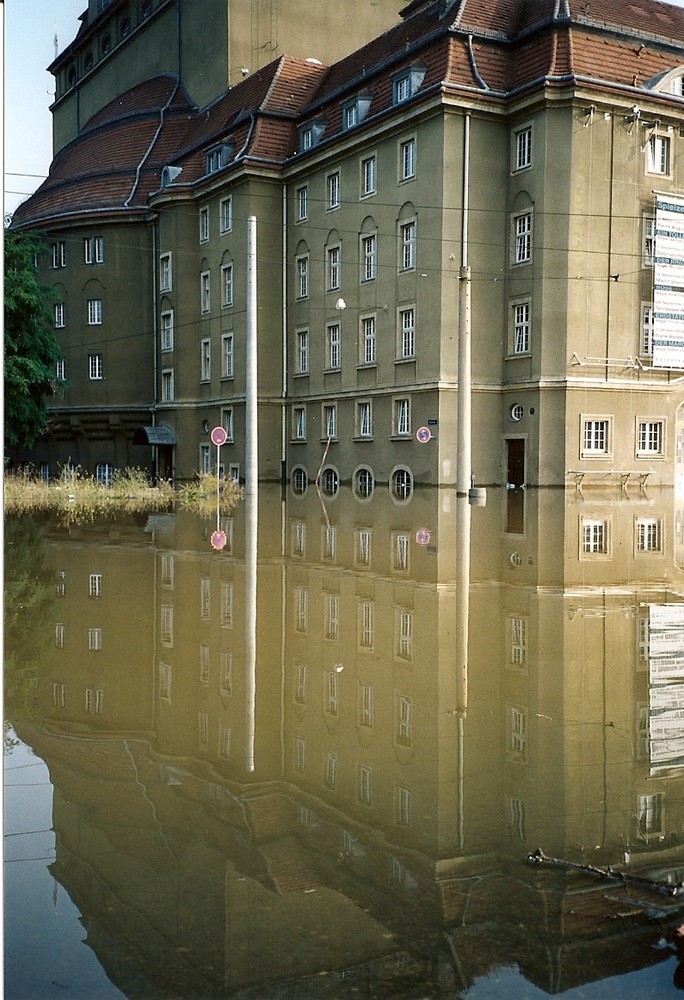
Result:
[12, 0, 684, 230]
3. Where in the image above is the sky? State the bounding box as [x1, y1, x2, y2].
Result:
[4, 0, 86, 217]
[5, 0, 684, 218]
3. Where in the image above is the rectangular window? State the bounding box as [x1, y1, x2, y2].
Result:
[327, 670, 339, 715]
[295, 663, 307, 704]
[220, 652, 232, 695]
[199, 206, 209, 242]
[325, 753, 337, 789]
[220, 196, 232, 233]
[395, 75, 411, 103]
[638, 793, 663, 834]
[399, 307, 415, 358]
[297, 255, 309, 298]
[327, 246, 341, 290]
[84, 236, 104, 264]
[510, 706, 527, 755]
[401, 221, 416, 270]
[161, 310, 174, 351]
[361, 155, 376, 197]
[397, 696, 412, 745]
[221, 264, 233, 307]
[360, 684, 373, 726]
[361, 315, 376, 364]
[582, 518, 608, 554]
[359, 765, 372, 804]
[198, 713, 209, 750]
[637, 419, 664, 455]
[357, 400, 372, 437]
[222, 406, 234, 441]
[323, 403, 337, 439]
[161, 369, 174, 402]
[294, 737, 306, 772]
[295, 587, 308, 632]
[200, 338, 211, 381]
[221, 333, 233, 378]
[89, 354, 103, 380]
[87, 299, 102, 325]
[327, 171, 340, 210]
[396, 609, 413, 660]
[643, 216, 655, 267]
[582, 418, 610, 456]
[356, 527, 372, 567]
[359, 601, 374, 649]
[296, 329, 309, 374]
[344, 103, 358, 129]
[161, 604, 174, 646]
[636, 517, 662, 552]
[647, 134, 670, 175]
[54, 303, 65, 328]
[200, 444, 211, 474]
[512, 301, 530, 354]
[510, 616, 527, 665]
[325, 593, 339, 639]
[400, 137, 415, 181]
[510, 798, 526, 841]
[221, 582, 234, 628]
[641, 304, 654, 356]
[218, 724, 231, 759]
[513, 212, 532, 264]
[200, 271, 211, 313]
[397, 786, 411, 825]
[293, 405, 306, 440]
[88, 627, 103, 651]
[160, 252, 172, 291]
[394, 397, 410, 436]
[89, 573, 102, 598]
[326, 323, 341, 369]
[52, 241, 66, 268]
[392, 533, 410, 571]
[296, 185, 308, 221]
[159, 662, 172, 702]
[56, 359, 66, 380]
[362, 234, 376, 282]
[292, 521, 306, 556]
[513, 125, 532, 171]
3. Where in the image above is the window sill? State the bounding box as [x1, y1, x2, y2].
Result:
[394, 356, 415, 365]
[293, 371, 310, 378]
[353, 436, 374, 442]
[357, 363, 377, 371]
[219, 375, 234, 382]
[505, 352, 531, 360]
[390, 434, 411, 441]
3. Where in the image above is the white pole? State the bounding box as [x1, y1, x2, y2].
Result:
[245, 215, 258, 771]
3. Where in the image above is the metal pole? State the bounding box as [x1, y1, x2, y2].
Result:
[245, 215, 258, 771]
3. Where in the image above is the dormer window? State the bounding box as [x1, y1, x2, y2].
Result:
[299, 119, 326, 152]
[161, 165, 182, 187]
[670, 76, 684, 96]
[342, 95, 372, 131]
[392, 66, 426, 105]
[206, 142, 232, 175]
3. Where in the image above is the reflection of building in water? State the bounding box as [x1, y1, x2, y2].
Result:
[16, 484, 684, 996]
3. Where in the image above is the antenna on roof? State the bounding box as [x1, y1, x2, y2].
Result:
[53, 25, 59, 59]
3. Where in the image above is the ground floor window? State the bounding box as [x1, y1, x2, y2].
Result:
[95, 463, 114, 486]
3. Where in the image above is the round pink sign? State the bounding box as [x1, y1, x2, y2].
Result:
[210, 426, 228, 446]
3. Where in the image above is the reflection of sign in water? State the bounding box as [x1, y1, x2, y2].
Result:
[648, 604, 684, 773]
[210, 426, 228, 446]
[210, 530, 227, 550]
[415, 528, 431, 545]
[653, 197, 684, 369]
[416, 426, 431, 443]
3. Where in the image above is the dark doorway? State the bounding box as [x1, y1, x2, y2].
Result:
[506, 438, 525, 534]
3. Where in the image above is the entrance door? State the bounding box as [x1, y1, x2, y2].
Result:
[506, 438, 525, 534]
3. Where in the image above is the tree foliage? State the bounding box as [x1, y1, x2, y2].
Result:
[4, 228, 63, 449]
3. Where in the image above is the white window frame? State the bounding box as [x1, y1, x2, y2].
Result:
[161, 309, 174, 351]
[361, 155, 376, 197]
[361, 233, 377, 282]
[326, 322, 341, 370]
[221, 406, 234, 442]
[359, 683, 373, 726]
[88, 353, 103, 380]
[356, 400, 372, 438]
[323, 403, 337, 440]
[513, 124, 533, 171]
[512, 211, 532, 265]
[641, 303, 654, 356]
[643, 215, 655, 267]
[358, 601, 374, 650]
[394, 397, 410, 437]
[199, 206, 209, 243]
[400, 220, 416, 271]
[200, 270, 211, 314]
[509, 705, 527, 756]
[581, 517, 610, 555]
[296, 328, 309, 373]
[221, 263, 233, 307]
[646, 133, 671, 175]
[396, 609, 413, 660]
[293, 405, 306, 441]
[52, 241, 66, 268]
[581, 416, 612, 457]
[637, 418, 664, 456]
[56, 359, 66, 380]
[391, 467, 413, 501]
[296, 254, 309, 299]
[219, 196, 232, 233]
[54, 303, 65, 328]
[296, 185, 308, 222]
[400, 137, 415, 181]
[161, 368, 174, 402]
[84, 236, 104, 264]
[355, 527, 372, 567]
[398, 306, 415, 359]
[200, 338, 211, 382]
[221, 333, 234, 378]
[159, 252, 172, 291]
[87, 299, 102, 325]
[327, 171, 340, 210]
[327, 245, 341, 290]
[325, 592, 339, 638]
[510, 616, 528, 665]
[360, 315, 376, 365]
[636, 517, 663, 552]
[355, 467, 374, 497]
[511, 299, 531, 355]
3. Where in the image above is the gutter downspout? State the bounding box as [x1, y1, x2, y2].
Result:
[281, 184, 288, 490]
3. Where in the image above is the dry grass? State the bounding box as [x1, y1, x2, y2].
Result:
[4, 468, 242, 524]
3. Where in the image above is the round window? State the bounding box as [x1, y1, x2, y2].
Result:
[510, 404, 524, 422]
[291, 467, 308, 496]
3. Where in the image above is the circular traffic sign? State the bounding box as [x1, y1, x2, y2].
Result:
[210, 426, 228, 446]
[416, 426, 432, 443]
[416, 528, 431, 545]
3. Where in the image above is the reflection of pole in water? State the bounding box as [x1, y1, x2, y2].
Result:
[245, 215, 258, 771]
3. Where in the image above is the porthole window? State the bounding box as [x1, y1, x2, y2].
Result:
[391, 467, 413, 501]
[510, 404, 524, 422]
[354, 467, 374, 499]
[291, 467, 308, 496]
[321, 467, 339, 497]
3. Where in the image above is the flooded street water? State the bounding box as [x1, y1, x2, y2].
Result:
[5, 483, 684, 999]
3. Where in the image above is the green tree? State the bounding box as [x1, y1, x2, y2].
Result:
[4, 228, 63, 450]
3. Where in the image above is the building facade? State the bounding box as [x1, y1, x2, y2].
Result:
[11, 0, 684, 495]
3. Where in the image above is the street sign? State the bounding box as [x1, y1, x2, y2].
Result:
[210, 426, 228, 446]
[416, 528, 431, 545]
[416, 426, 431, 443]
[210, 529, 227, 550]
